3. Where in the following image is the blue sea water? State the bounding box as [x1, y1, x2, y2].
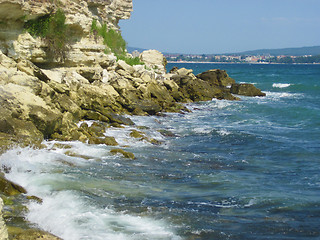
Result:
[1, 63, 320, 239]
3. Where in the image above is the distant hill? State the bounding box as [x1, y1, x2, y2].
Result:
[128, 45, 320, 56]
[230, 46, 320, 56]
[127, 47, 147, 53]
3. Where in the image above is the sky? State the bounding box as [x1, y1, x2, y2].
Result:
[119, 0, 320, 54]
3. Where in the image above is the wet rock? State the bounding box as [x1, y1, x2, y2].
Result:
[129, 130, 145, 139]
[104, 112, 134, 126]
[110, 149, 135, 159]
[26, 196, 43, 204]
[88, 136, 118, 146]
[64, 151, 91, 160]
[88, 137, 105, 145]
[88, 122, 107, 137]
[103, 136, 118, 146]
[0, 176, 27, 196]
[230, 83, 266, 97]
[149, 138, 162, 145]
[158, 129, 177, 137]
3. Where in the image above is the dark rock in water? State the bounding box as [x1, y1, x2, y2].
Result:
[230, 83, 266, 97]
[103, 136, 118, 146]
[171, 74, 238, 102]
[104, 112, 134, 126]
[158, 129, 178, 137]
[197, 69, 235, 87]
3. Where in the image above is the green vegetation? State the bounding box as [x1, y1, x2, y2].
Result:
[117, 54, 144, 66]
[91, 19, 143, 66]
[268, 55, 320, 64]
[24, 9, 69, 62]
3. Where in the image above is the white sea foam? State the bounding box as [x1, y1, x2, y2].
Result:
[0, 147, 181, 240]
[27, 191, 181, 240]
[244, 198, 258, 207]
[217, 129, 231, 136]
[264, 91, 302, 100]
[210, 99, 232, 109]
[193, 127, 212, 134]
[272, 83, 291, 88]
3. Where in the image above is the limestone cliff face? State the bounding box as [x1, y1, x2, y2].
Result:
[0, 0, 132, 65]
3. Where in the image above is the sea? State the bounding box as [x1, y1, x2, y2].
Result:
[1, 63, 320, 240]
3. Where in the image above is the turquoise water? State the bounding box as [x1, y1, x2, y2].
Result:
[1, 63, 320, 239]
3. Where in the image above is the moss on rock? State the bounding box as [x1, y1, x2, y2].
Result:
[129, 130, 145, 139]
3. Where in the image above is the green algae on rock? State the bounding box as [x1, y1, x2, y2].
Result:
[110, 149, 135, 159]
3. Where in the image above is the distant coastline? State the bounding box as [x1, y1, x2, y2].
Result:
[167, 61, 320, 65]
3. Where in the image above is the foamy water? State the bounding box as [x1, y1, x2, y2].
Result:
[272, 83, 291, 88]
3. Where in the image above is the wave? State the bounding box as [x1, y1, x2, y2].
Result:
[272, 83, 291, 88]
[0, 146, 182, 240]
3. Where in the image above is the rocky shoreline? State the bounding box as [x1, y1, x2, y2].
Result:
[0, 0, 265, 238]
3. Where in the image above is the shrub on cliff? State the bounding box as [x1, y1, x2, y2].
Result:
[24, 9, 69, 62]
[91, 19, 143, 66]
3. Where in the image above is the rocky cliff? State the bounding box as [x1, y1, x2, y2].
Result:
[0, 0, 265, 237]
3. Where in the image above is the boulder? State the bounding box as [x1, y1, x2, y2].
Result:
[230, 83, 266, 97]
[197, 69, 235, 87]
[116, 60, 135, 75]
[140, 50, 167, 73]
[0, 50, 16, 68]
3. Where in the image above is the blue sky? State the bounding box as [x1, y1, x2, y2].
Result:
[119, 0, 320, 54]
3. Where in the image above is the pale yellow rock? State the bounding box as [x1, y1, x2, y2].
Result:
[0, 50, 16, 68]
[177, 67, 193, 76]
[117, 60, 135, 75]
[0, 83, 58, 119]
[140, 50, 167, 73]
[0, 0, 133, 66]
[0, 198, 8, 240]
